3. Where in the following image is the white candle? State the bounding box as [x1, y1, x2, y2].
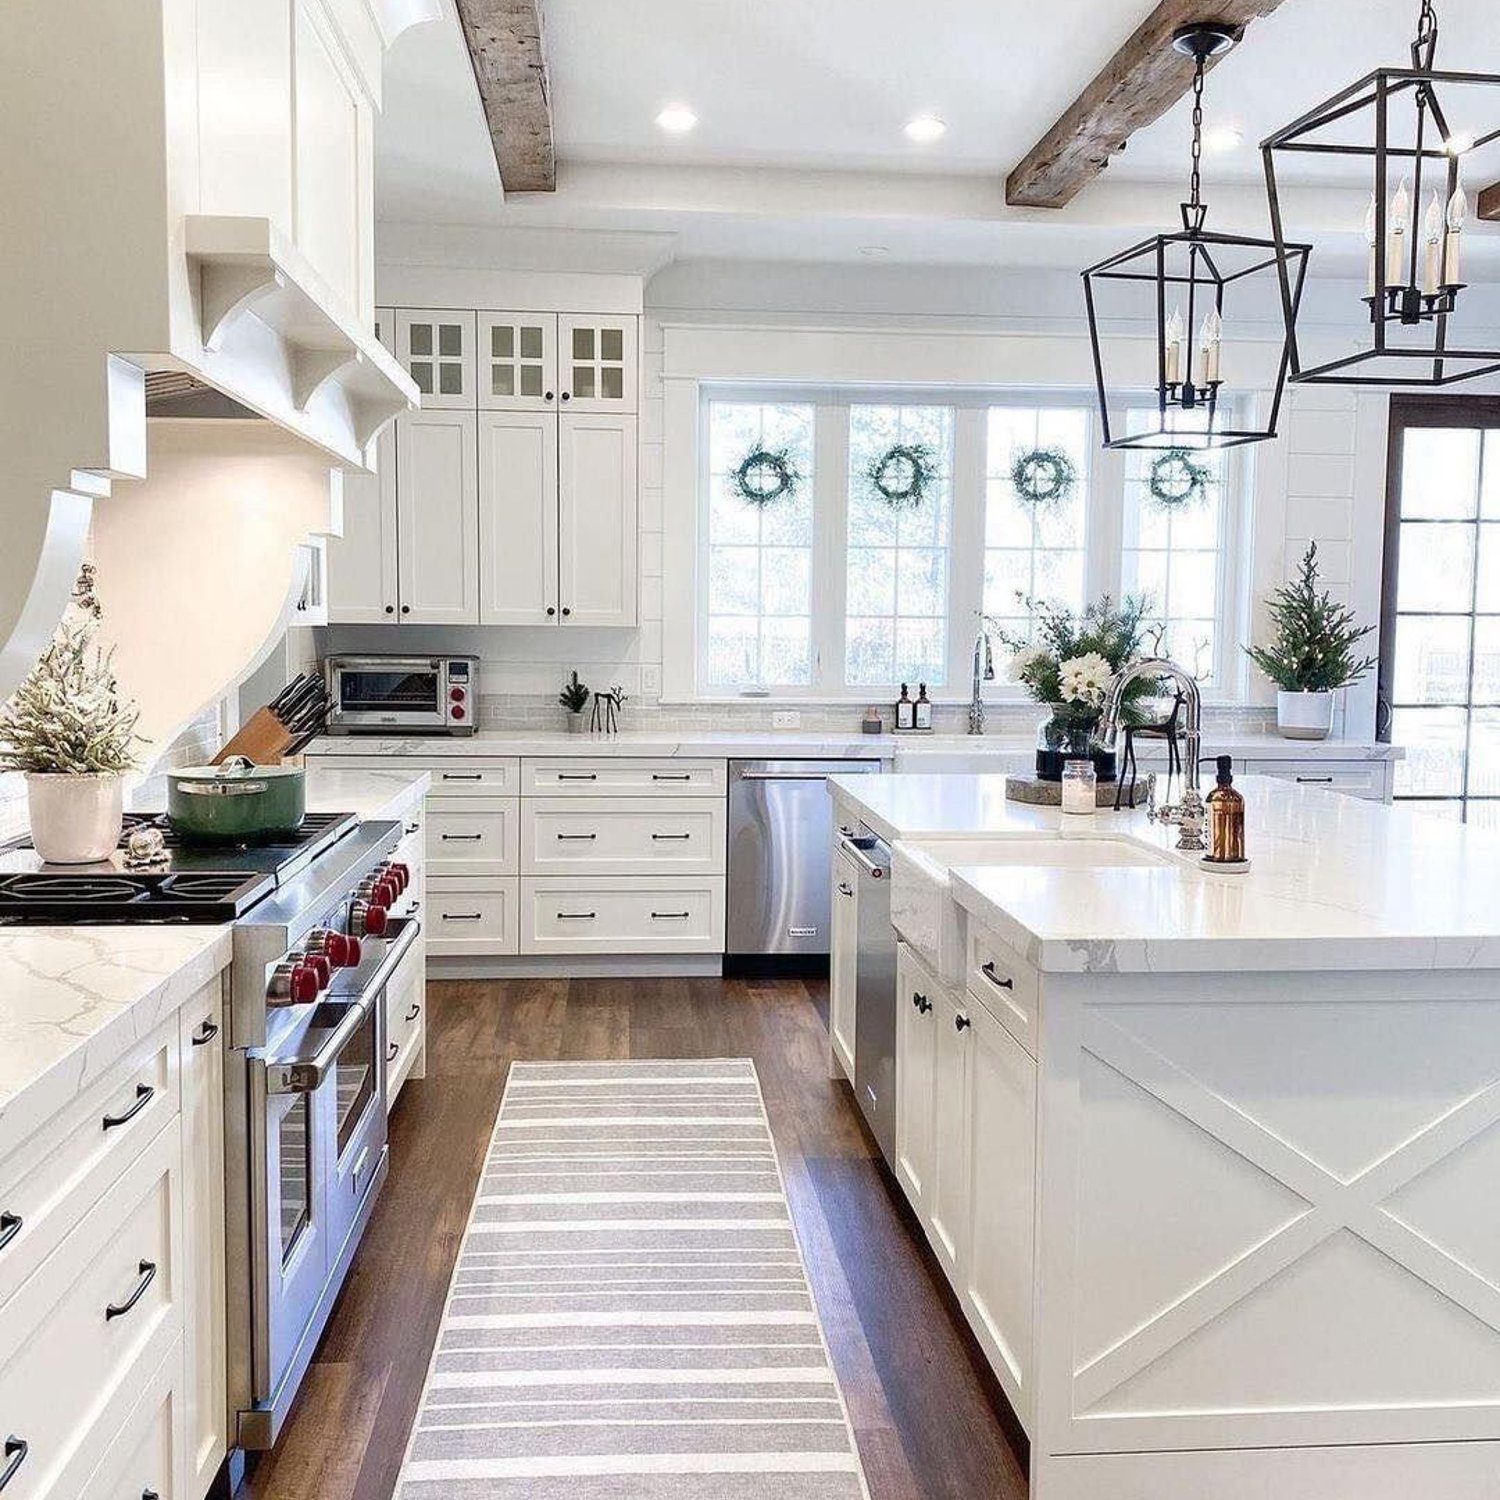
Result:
[1198, 308, 1223, 387]
[1164, 307, 1185, 385]
[1422, 191, 1445, 295]
[1445, 183, 1468, 287]
[1363, 195, 1379, 295]
[1387, 179, 1411, 287]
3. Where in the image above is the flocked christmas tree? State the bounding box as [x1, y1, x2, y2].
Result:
[1245, 542, 1377, 694]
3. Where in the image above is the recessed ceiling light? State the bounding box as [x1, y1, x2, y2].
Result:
[859, 245, 891, 258]
[655, 103, 698, 135]
[1202, 124, 1243, 153]
[904, 114, 947, 144]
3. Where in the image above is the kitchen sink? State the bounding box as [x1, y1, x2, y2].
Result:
[890, 835, 1170, 984]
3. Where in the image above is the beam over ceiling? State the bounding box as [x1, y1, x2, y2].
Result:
[1006, 0, 1292, 210]
[455, 0, 555, 193]
[1480, 182, 1500, 223]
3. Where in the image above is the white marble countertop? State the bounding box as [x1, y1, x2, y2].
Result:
[301, 765, 430, 823]
[831, 771, 1500, 975]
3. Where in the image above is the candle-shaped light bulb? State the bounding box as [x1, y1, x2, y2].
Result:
[1198, 308, 1223, 387]
[1364, 194, 1379, 295]
[1387, 178, 1411, 287]
[1445, 183, 1468, 287]
[1164, 307, 1185, 386]
[1422, 190, 1445, 295]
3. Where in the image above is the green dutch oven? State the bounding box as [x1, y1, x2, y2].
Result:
[167, 756, 307, 843]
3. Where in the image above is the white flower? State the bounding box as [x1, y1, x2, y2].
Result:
[1005, 646, 1049, 684]
[1058, 651, 1113, 707]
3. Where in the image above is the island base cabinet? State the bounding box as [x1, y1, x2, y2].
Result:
[829, 849, 859, 1080]
[894, 943, 938, 1211]
[926, 987, 973, 1281]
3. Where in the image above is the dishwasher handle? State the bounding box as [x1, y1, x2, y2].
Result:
[737, 771, 834, 782]
[838, 835, 888, 880]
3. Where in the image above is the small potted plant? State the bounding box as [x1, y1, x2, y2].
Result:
[995, 593, 1157, 781]
[0, 568, 143, 862]
[558, 671, 590, 733]
[1246, 542, 1376, 741]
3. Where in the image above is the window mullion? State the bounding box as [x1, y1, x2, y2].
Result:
[814, 401, 850, 695]
[949, 407, 987, 696]
[1091, 441, 1126, 603]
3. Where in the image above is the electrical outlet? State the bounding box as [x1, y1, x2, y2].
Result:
[772, 710, 802, 730]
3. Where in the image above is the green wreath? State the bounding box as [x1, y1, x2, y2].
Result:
[1010, 446, 1078, 510]
[1148, 448, 1215, 510]
[865, 442, 938, 511]
[729, 446, 803, 508]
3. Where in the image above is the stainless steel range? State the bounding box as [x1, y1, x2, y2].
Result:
[0, 809, 421, 1451]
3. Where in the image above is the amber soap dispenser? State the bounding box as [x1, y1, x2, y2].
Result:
[1203, 754, 1250, 873]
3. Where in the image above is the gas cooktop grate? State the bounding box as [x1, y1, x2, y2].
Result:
[0, 868, 275, 923]
[119, 811, 349, 850]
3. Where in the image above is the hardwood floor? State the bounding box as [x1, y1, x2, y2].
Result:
[240, 975, 1029, 1500]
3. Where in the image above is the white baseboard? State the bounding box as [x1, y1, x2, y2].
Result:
[427, 954, 724, 980]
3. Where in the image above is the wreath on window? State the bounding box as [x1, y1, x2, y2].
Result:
[729, 446, 803, 508]
[1147, 448, 1215, 510]
[865, 442, 939, 511]
[1009, 446, 1078, 511]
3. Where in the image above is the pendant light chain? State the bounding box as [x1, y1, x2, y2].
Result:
[1414, 0, 1438, 67]
[1188, 54, 1207, 214]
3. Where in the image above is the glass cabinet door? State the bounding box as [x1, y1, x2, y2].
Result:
[395, 310, 477, 408]
[559, 315, 638, 413]
[478, 312, 558, 411]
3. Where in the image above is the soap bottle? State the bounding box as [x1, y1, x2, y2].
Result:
[896, 683, 915, 731]
[1205, 754, 1247, 868]
[914, 683, 933, 731]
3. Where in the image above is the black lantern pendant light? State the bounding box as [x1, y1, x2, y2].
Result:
[1083, 25, 1311, 451]
[1264, 0, 1498, 386]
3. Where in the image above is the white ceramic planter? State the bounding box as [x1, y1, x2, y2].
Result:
[1276, 689, 1335, 741]
[26, 771, 125, 863]
[564, 713, 586, 734]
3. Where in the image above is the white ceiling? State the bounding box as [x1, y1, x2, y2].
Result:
[374, 0, 1500, 272]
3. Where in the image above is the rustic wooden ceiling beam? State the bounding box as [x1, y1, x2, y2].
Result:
[455, 0, 555, 194]
[1005, 0, 1292, 210]
[1479, 182, 1500, 222]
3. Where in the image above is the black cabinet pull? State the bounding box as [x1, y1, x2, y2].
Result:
[440, 832, 483, 842]
[405, 1003, 421, 1022]
[0, 1437, 26, 1491]
[1296, 775, 1334, 784]
[651, 832, 691, 841]
[557, 772, 597, 781]
[837, 881, 853, 898]
[652, 911, 691, 920]
[405, 821, 421, 834]
[103, 1084, 154, 1131]
[556, 832, 597, 841]
[955, 1013, 972, 1033]
[105, 1259, 157, 1321]
[557, 911, 597, 920]
[0, 1214, 20, 1253]
[441, 772, 484, 781]
[441, 912, 483, 921]
[144, 1490, 160, 1500]
[981, 962, 1014, 991]
[191, 1019, 219, 1047]
[387, 1041, 400, 1062]
[652, 773, 691, 782]
[912, 992, 932, 1014]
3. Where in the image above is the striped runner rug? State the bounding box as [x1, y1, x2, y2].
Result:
[395, 1058, 872, 1499]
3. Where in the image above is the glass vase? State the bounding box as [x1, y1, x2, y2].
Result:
[1034, 706, 1117, 783]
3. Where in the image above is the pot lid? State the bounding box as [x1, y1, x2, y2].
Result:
[173, 756, 304, 783]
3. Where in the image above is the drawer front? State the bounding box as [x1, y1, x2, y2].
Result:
[521, 877, 726, 955]
[1242, 759, 1388, 800]
[0, 1122, 181, 1500]
[426, 879, 520, 956]
[78, 1342, 178, 1500]
[384, 939, 427, 1076]
[521, 758, 727, 798]
[522, 797, 726, 876]
[426, 799, 520, 876]
[966, 923, 1040, 1057]
[427, 759, 521, 796]
[0, 1019, 178, 1313]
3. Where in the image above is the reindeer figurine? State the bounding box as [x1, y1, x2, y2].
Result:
[590, 685, 628, 736]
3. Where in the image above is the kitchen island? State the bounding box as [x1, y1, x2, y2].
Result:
[829, 771, 1500, 1500]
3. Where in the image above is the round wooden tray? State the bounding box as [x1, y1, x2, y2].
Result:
[1004, 772, 1155, 808]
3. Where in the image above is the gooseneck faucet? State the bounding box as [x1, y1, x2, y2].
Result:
[1097, 657, 1205, 851]
[969, 627, 994, 735]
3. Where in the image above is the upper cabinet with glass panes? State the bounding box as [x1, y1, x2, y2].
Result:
[559, 316, 638, 413]
[478, 313, 558, 410]
[395, 311, 477, 408]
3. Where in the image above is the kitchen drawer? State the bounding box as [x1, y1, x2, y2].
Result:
[1241, 758, 1388, 801]
[77, 1341, 179, 1500]
[520, 876, 726, 955]
[427, 759, 521, 796]
[426, 798, 520, 876]
[966, 922, 1040, 1058]
[0, 1122, 181, 1500]
[521, 797, 726, 876]
[384, 935, 427, 1102]
[521, 758, 727, 797]
[426, 879, 520, 956]
[0, 1017, 178, 1314]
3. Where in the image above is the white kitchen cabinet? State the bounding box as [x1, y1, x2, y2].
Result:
[558, 413, 638, 626]
[928, 986, 973, 1280]
[327, 420, 399, 622]
[478, 410, 559, 625]
[384, 924, 428, 1106]
[396, 409, 480, 624]
[895, 943, 939, 1213]
[829, 848, 859, 1080]
[520, 876, 726, 955]
[395, 309, 477, 408]
[478, 312, 559, 410]
[559, 315, 639, 412]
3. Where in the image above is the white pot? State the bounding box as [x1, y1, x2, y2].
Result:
[565, 712, 586, 734]
[25, 772, 125, 864]
[1276, 690, 1335, 741]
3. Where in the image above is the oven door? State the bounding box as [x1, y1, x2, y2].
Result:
[330, 659, 445, 730]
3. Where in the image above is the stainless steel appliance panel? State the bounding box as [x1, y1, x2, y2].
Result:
[848, 834, 897, 1163]
[325, 654, 478, 734]
[726, 760, 881, 956]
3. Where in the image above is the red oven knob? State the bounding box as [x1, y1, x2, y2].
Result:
[351, 900, 388, 938]
[344, 935, 363, 967]
[304, 954, 331, 989]
[389, 862, 411, 893]
[307, 929, 353, 967]
[451, 704, 466, 720]
[450, 686, 465, 701]
[289, 964, 319, 1004]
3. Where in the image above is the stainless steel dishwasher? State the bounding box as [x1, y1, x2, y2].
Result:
[726, 759, 882, 961]
[845, 830, 897, 1163]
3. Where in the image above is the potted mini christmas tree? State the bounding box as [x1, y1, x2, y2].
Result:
[1246, 543, 1377, 740]
[558, 671, 590, 733]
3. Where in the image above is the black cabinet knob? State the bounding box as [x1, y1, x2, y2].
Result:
[560, 391, 571, 402]
[384, 604, 395, 615]
[955, 1013, 971, 1033]
[546, 606, 556, 616]
[561, 607, 571, 617]
[545, 391, 555, 402]
[401, 604, 411, 615]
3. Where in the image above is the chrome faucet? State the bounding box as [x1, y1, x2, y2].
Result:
[1097, 657, 1205, 851]
[969, 627, 994, 735]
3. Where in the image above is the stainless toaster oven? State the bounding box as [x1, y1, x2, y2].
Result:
[325, 655, 479, 734]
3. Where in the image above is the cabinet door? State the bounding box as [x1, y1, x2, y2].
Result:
[895, 946, 938, 1214]
[180, 979, 227, 1499]
[963, 1001, 1037, 1425]
[478, 411, 559, 625]
[478, 312, 558, 410]
[558, 413, 637, 627]
[558, 315, 638, 413]
[327, 419, 398, 622]
[396, 309, 476, 408]
[396, 409, 480, 624]
[829, 849, 859, 1080]
[928, 987, 973, 1280]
